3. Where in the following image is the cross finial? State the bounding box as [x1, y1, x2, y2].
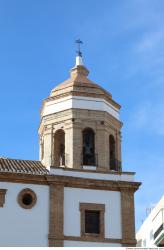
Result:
[75, 39, 83, 57]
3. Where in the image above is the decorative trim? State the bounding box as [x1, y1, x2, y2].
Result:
[42, 95, 120, 120]
[17, 188, 37, 209]
[47, 175, 141, 192]
[79, 203, 105, 240]
[0, 189, 7, 207]
[49, 184, 64, 247]
[43, 91, 121, 110]
[0, 172, 48, 185]
[0, 172, 141, 193]
[64, 235, 121, 244]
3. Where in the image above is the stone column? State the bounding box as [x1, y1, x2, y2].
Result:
[73, 121, 82, 169]
[49, 183, 64, 247]
[65, 124, 74, 168]
[96, 126, 106, 169]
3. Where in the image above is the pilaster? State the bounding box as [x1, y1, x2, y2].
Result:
[96, 126, 106, 169]
[49, 183, 64, 247]
[42, 125, 53, 169]
[65, 124, 74, 168]
[120, 187, 136, 247]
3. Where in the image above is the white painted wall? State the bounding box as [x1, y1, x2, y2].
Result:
[0, 182, 49, 247]
[64, 240, 121, 247]
[42, 95, 120, 120]
[153, 209, 163, 232]
[136, 196, 164, 247]
[64, 187, 122, 240]
[50, 167, 135, 182]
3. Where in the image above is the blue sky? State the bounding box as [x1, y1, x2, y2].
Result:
[0, 0, 163, 230]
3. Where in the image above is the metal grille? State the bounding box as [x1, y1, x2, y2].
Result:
[85, 210, 100, 234]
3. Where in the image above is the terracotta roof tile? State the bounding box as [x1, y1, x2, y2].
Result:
[0, 157, 49, 175]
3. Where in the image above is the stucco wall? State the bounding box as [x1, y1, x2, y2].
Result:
[43, 95, 120, 120]
[64, 240, 121, 247]
[51, 167, 134, 181]
[0, 182, 49, 247]
[64, 187, 122, 239]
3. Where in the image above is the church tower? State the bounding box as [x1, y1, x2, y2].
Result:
[39, 48, 122, 172]
[0, 43, 141, 247]
[37, 45, 141, 247]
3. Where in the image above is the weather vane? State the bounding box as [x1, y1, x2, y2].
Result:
[75, 39, 83, 57]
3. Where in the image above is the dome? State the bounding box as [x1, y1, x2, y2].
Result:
[41, 57, 121, 119]
[46, 64, 120, 110]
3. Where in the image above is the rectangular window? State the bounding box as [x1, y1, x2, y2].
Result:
[0, 189, 7, 207]
[79, 203, 105, 239]
[85, 210, 100, 234]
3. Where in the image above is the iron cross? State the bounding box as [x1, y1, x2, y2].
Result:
[75, 39, 83, 57]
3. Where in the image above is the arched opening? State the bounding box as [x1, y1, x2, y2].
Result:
[83, 128, 95, 166]
[109, 134, 116, 170]
[54, 129, 65, 167]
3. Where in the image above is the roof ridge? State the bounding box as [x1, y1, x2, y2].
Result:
[0, 157, 49, 175]
[0, 157, 41, 163]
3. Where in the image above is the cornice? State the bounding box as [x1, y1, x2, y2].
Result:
[0, 171, 141, 192]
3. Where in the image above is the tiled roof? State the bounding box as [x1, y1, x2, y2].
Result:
[0, 157, 49, 175]
[48, 65, 120, 110]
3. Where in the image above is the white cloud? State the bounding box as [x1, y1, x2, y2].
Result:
[136, 30, 164, 53]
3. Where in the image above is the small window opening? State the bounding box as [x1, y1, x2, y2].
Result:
[85, 210, 100, 234]
[22, 193, 33, 206]
[109, 134, 117, 170]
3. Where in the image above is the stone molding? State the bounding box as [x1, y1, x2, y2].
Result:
[79, 203, 105, 240]
[64, 235, 122, 244]
[0, 189, 7, 207]
[17, 188, 37, 209]
[0, 172, 141, 192]
[40, 108, 122, 129]
[43, 91, 121, 110]
[0, 172, 48, 185]
[47, 175, 141, 192]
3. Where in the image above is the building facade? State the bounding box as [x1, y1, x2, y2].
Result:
[0, 53, 141, 247]
[136, 196, 164, 247]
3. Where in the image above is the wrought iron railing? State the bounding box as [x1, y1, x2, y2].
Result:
[52, 153, 121, 171]
[154, 224, 164, 240]
[110, 158, 122, 171]
[81, 152, 98, 167]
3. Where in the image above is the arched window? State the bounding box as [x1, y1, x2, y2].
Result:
[109, 134, 116, 170]
[54, 129, 65, 167]
[83, 128, 95, 166]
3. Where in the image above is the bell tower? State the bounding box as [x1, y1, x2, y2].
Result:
[38, 45, 141, 247]
[39, 47, 122, 171]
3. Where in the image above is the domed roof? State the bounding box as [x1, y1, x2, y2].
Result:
[45, 62, 120, 110]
